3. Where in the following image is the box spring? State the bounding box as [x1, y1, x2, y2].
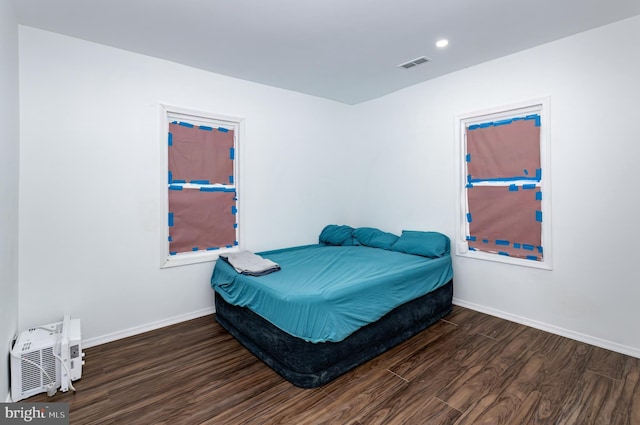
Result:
[214, 279, 453, 388]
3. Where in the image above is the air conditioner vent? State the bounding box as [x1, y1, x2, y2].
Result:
[398, 56, 432, 69]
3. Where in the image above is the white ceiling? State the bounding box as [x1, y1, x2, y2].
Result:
[12, 0, 640, 105]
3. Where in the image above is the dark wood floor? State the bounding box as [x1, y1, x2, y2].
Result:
[26, 306, 639, 424]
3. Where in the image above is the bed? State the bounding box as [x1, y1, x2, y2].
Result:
[210, 225, 453, 388]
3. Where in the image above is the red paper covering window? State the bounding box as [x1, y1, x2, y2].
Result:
[167, 121, 237, 254]
[168, 188, 237, 253]
[169, 122, 234, 185]
[465, 115, 543, 261]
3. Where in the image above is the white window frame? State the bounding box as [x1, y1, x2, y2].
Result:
[454, 97, 552, 270]
[159, 104, 244, 268]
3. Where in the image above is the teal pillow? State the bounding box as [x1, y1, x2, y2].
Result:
[391, 230, 450, 258]
[354, 227, 399, 250]
[319, 225, 356, 246]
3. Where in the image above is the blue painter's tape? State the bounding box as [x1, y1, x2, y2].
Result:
[199, 187, 236, 192]
[179, 121, 194, 128]
[234, 241, 239, 246]
[234, 223, 238, 229]
[192, 247, 199, 252]
[168, 213, 174, 227]
[466, 235, 477, 242]
[206, 247, 219, 251]
[523, 169, 529, 176]
[522, 244, 534, 251]
[172, 179, 186, 184]
[482, 239, 489, 244]
[169, 185, 183, 191]
[229, 175, 234, 184]
[469, 247, 477, 251]
[525, 114, 540, 122]
[170, 251, 177, 256]
[168, 171, 173, 184]
[499, 251, 510, 256]
[526, 255, 538, 261]
[522, 184, 536, 190]
[190, 180, 210, 184]
[466, 154, 471, 162]
[170, 121, 178, 124]
[200, 187, 216, 192]
[479, 122, 492, 129]
[226, 244, 233, 249]
[231, 206, 238, 215]
[509, 184, 519, 191]
[468, 176, 539, 183]
[199, 126, 213, 131]
[513, 243, 521, 249]
[536, 168, 542, 180]
[230, 147, 235, 160]
[496, 239, 510, 246]
[536, 191, 542, 201]
[536, 210, 543, 222]
[535, 115, 541, 126]
[538, 246, 543, 253]
[466, 213, 472, 223]
[494, 118, 513, 127]
[468, 124, 480, 131]
[168, 236, 172, 242]
[218, 127, 229, 133]
[168, 132, 173, 146]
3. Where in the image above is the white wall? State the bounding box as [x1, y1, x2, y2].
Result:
[351, 15, 640, 356]
[0, 0, 20, 401]
[17, 15, 640, 358]
[18, 26, 356, 345]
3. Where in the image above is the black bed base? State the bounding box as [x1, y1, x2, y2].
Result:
[214, 279, 453, 388]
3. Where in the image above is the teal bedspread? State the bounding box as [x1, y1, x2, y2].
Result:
[211, 244, 453, 343]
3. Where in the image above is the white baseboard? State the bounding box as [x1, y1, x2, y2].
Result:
[453, 298, 640, 359]
[83, 306, 215, 348]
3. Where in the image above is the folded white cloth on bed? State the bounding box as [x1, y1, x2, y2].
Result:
[219, 250, 281, 276]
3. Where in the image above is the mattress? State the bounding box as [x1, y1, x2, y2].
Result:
[211, 244, 453, 343]
[214, 280, 453, 388]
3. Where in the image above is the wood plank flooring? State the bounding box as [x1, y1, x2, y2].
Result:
[26, 306, 640, 424]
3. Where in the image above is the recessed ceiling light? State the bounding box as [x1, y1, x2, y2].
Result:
[436, 39, 449, 48]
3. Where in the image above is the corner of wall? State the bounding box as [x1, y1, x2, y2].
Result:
[0, 0, 21, 403]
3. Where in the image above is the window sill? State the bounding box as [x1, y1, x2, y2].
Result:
[160, 246, 239, 268]
[455, 241, 552, 270]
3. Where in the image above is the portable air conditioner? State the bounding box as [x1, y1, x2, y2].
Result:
[10, 314, 84, 402]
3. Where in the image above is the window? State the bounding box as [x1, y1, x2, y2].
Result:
[455, 98, 551, 269]
[160, 105, 243, 268]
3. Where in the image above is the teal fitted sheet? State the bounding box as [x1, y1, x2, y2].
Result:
[211, 244, 453, 343]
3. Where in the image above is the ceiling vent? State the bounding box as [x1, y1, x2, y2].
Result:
[398, 56, 432, 69]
